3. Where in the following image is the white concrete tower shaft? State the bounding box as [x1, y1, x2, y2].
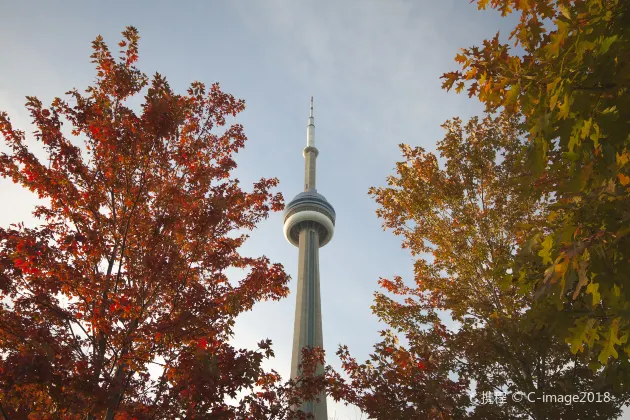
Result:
[286, 97, 329, 419]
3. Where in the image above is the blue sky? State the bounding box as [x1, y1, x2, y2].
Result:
[1, 1, 598, 418]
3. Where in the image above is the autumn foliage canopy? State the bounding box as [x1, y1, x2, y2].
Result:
[2, 0, 630, 418]
[443, 0, 630, 365]
[321, 0, 630, 418]
[0, 27, 311, 419]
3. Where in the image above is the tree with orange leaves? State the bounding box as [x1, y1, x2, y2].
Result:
[0, 27, 311, 419]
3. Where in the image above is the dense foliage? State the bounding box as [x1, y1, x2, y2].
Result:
[3, 1, 629, 418]
[329, 1, 630, 418]
[443, 0, 630, 366]
[0, 27, 314, 419]
[328, 115, 628, 418]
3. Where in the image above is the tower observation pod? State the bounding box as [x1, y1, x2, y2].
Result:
[282, 97, 334, 419]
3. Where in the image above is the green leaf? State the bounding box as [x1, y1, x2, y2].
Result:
[515, 222, 535, 230]
[576, 40, 596, 60]
[567, 318, 596, 354]
[562, 151, 580, 161]
[565, 162, 592, 192]
[499, 274, 513, 290]
[559, 224, 576, 243]
[599, 35, 618, 54]
[614, 227, 630, 244]
[506, 82, 521, 104]
[530, 137, 548, 176]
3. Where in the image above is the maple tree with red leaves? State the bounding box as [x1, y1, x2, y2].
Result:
[0, 27, 316, 419]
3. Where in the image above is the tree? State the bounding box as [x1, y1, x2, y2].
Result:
[442, 0, 630, 367]
[0, 27, 305, 419]
[328, 115, 628, 418]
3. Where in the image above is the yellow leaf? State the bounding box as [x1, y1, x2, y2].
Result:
[549, 90, 560, 110]
[618, 173, 630, 186]
[538, 235, 554, 265]
[548, 21, 568, 57]
[455, 53, 467, 64]
[586, 282, 601, 307]
[520, 0, 531, 11]
[580, 118, 592, 139]
[465, 67, 478, 80]
[616, 151, 630, 167]
[572, 258, 589, 300]
[590, 122, 600, 148]
[546, 77, 562, 94]
[558, 93, 571, 119]
[598, 318, 623, 364]
[554, 257, 569, 276]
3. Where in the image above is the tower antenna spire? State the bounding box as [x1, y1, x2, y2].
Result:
[306, 97, 315, 149]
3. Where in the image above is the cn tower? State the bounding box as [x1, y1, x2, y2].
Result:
[283, 97, 335, 419]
